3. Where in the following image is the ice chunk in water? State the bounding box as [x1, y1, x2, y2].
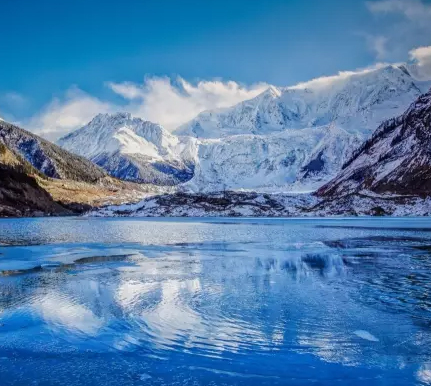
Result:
[354, 330, 379, 342]
[139, 374, 152, 381]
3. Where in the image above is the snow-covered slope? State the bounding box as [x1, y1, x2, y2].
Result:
[175, 65, 427, 139]
[185, 125, 361, 192]
[58, 113, 197, 185]
[59, 115, 362, 192]
[318, 88, 431, 197]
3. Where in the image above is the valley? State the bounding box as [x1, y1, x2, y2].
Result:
[1, 64, 430, 218]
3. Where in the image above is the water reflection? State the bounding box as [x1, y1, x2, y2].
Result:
[0, 218, 431, 385]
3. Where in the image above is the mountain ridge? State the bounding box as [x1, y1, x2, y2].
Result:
[318, 87, 431, 198]
[175, 64, 428, 139]
[58, 113, 196, 185]
[0, 120, 108, 183]
[0, 120, 154, 217]
[58, 63, 431, 194]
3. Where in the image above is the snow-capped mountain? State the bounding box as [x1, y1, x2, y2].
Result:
[58, 64, 430, 193]
[59, 113, 361, 192]
[88, 88, 431, 218]
[58, 113, 197, 185]
[318, 88, 431, 197]
[178, 65, 430, 192]
[175, 65, 428, 139]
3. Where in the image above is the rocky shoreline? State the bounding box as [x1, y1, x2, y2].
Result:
[85, 191, 431, 218]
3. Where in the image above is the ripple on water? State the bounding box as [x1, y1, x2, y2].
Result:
[0, 218, 431, 385]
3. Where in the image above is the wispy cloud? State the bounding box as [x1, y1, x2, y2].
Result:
[2, 92, 27, 107]
[289, 63, 390, 90]
[365, 35, 389, 60]
[28, 87, 113, 140]
[0, 92, 29, 121]
[364, 0, 431, 60]
[26, 78, 269, 140]
[366, 0, 431, 26]
[6, 43, 431, 141]
[409, 45, 431, 80]
[106, 77, 269, 132]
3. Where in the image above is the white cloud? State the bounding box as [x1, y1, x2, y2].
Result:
[9, 43, 431, 141]
[107, 77, 269, 131]
[357, 32, 389, 60]
[366, 0, 431, 26]
[409, 45, 431, 80]
[25, 77, 269, 140]
[28, 87, 114, 140]
[0, 92, 29, 122]
[364, 0, 431, 60]
[106, 81, 144, 100]
[366, 35, 389, 60]
[289, 63, 389, 90]
[2, 92, 27, 107]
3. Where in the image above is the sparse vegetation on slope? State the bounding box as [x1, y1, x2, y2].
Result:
[0, 122, 156, 217]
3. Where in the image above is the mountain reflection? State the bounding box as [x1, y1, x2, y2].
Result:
[1, 218, 431, 385]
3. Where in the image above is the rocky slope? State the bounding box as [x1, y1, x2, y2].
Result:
[58, 113, 196, 185]
[87, 191, 318, 217]
[87, 190, 431, 217]
[0, 120, 155, 217]
[0, 120, 108, 183]
[318, 88, 431, 198]
[0, 143, 71, 217]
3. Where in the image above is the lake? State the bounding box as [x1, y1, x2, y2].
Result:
[0, 217, 430, 385]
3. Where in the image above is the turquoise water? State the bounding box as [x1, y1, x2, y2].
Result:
[0, 217, 430, 385]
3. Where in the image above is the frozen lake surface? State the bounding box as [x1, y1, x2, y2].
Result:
[0, 217, 430, 385]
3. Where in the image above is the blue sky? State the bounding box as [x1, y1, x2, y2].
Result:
[1, 0, 430, 138]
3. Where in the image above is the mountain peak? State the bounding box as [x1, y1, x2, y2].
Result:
[91, 112, 134, 126]
[58, 112, 196, 186]
[175, 62, 425, 139]
[262, 86, 282, 98]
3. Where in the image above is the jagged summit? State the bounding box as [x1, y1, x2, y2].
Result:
[175, 64, 427, 139]
[58, 113, 196, 185]
[60, 112, 172, 158]
[261, 85, 282, 98]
